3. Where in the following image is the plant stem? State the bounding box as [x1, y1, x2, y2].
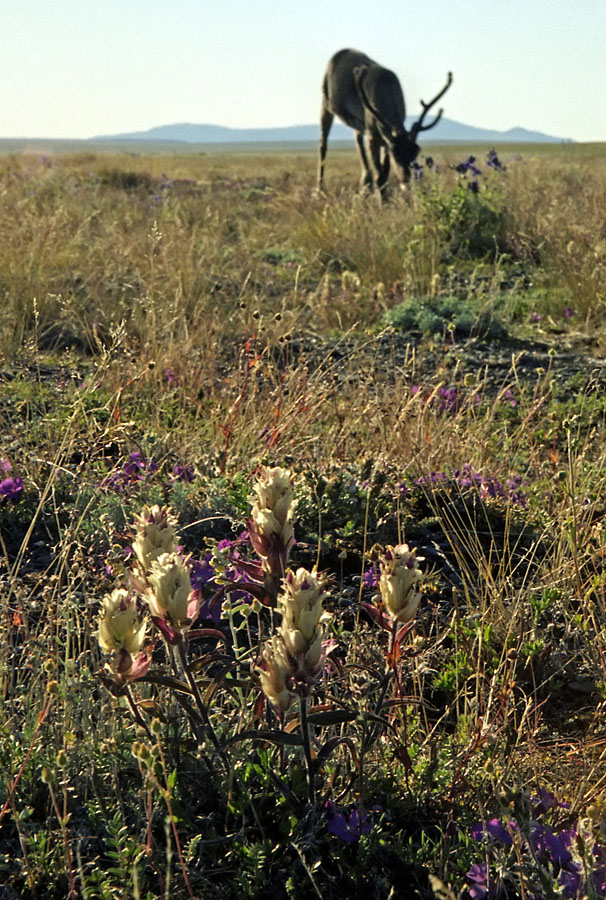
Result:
[178, 641, 229, 772]
[299, 695, 315, 806]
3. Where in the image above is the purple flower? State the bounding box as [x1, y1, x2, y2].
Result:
[563, 307, 575, 319]
[0, 476, 23, 503]
[530, 822, 572, 866]
[190, 557, 223, 624]
[411, 161, 423, 180]
[325, 802, 371, 843]
[466, 863, 490, 900]
[558, 866, 582, 898]
[394, 481, 409, 497]
[471, 818, 514, 848]
[415, 471, 448, 486]
[101, 452, 158, 492]
[363, 565, 378, 588]
[437, 386, 459, 413]
[172, 464, 195, 483]
[531, 311, 542, 323]
[455, 155, 481, 176]
[486, 149, 506, 171]
[0, 458, 11, 474]
[469, 179, 480, 194]
[592, 864, 606, 895]
[532, 788, 569, 815]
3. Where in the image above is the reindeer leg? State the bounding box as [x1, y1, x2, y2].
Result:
[354, 131, 373, 191]
[368, 132, 389, 190]
[317, 105, 334, 192]
[380, 146, 390, 188]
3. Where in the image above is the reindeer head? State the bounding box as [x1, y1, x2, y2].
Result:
[383, 130, 421, 185]
[355, 67, 453, 185]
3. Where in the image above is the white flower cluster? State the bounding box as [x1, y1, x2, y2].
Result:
[256, 567, 328, 712]
[378, 544, 424, 625]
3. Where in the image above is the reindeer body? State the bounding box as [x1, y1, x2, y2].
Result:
[318, 48, 452, 194]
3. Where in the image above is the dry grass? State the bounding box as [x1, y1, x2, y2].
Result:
[1, 143, 606, 899]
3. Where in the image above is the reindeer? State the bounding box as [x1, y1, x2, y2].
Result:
[317, 49, 452, 195]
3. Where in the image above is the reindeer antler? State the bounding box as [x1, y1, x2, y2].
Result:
[410, 72, 453, 138]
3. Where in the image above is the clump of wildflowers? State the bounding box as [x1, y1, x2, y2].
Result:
[248, 466, 295, 592]
[454, 154, 482, 177]
[101, 451, 158, 492]
[379, 544, 424, 625]
[255, 566, 329, 710]
[467, 788, 606, 899]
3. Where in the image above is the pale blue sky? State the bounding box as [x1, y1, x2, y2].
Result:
[3, 0, 605, 141]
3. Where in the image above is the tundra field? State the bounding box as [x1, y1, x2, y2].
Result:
[1, 142, 606, 899]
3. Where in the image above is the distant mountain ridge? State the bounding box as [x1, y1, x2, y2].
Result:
[92, 119, 572, 145]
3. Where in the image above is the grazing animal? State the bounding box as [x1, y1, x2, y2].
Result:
[317, 49, 452, 194]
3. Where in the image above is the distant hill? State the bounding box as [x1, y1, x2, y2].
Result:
[92, 119, 572, 145]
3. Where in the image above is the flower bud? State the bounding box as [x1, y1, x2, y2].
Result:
[252, 467, 294, 527]
[146, 552, 192, 627]
[248, 467, 295, 578]
[97, 588, 146, 655]
[255, 635, 294, 712]
[132, 505, 178, 574]
[279, 567, 327, 652]
[379, 544, 424, 625]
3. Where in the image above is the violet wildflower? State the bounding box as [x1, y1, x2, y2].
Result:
[531, 311, 542, 323]
[466, 863, 492, 900]
[190, 556, 223, 624]
[454, 155, 482, 177]
[486, 149, 506, 171]
[363, 564, 378, 589]
[437, 385, 459, 413]
[472, 817, 514, 848]
[532, 788, 569, 815]
[411, 161, 423, 180]
[102, 451, 158, 491]
[0, 475, 23, 503]
[325, 801, 371, 843]
[563, 306, 575, 319]
[171, 464, 195, 483]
